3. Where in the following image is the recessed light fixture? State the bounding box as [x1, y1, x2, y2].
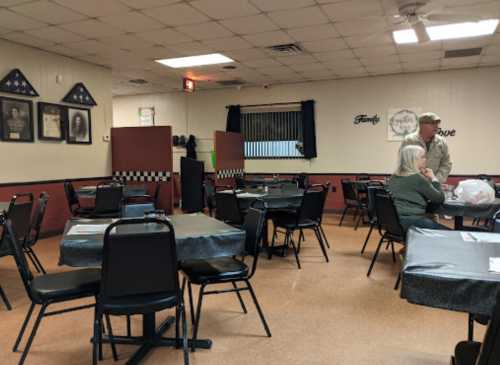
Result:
[155, 53, 234, 68]
[426, 19, 499, 41]
[393, 29, 418, 44]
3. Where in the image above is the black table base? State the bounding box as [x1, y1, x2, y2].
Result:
[99, 314, 211, 364]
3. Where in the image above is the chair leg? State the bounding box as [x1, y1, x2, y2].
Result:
[367, 236, 385, 277]
[26, 248, 46, 275]
[354, 210, 363, 230]
[319, 225, 330, 249]
[361, 224, 374, 254]
[468, 313, 474, 341]
[394, 272, 402, 291]
[0, 285, 12, 311]
[245, 280, 271, 337]
[297, 229, 303, 254]
[338, 207, 349, 226]
[181, 302, 189, 365]
[18, 304, 47, 365]
[104, 314, 118, 361]
[187, 281, 196, 325]
[126, 315, 132, 337]
[92, 312, 101, 365]
[191, 284, 206, 352]
[390, 241, 396, 263]
[13, 303, 35, 352]
[25, 249, 42, 274]
[268, 225, 277, 260]
[231, 282, 247, 314]
[288, 232, 301, 269]
[31, 249, 46, 274]
[313, 227, 329, 263]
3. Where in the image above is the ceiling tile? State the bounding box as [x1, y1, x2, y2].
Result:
[354, 45, 397, 58]
[100, 11, 165, 32]
[300, 69, 336, 78]
[65, 39, 112, 54]
[130, 45, 179, 59]
[484, 45, 500, 56]
[189, 0, 260, 20]
[0, 31, 55, 48]
[334, 18, 388, 37]
[0, 26, 11, 35]
[321, 0, 383, 21]
[399, 51, 442, 63]
[441, 55, 481, 67]
[11, 1, 88, 25]
[100, 34, 156, 50]
[224, 48, 269, 61]
[313, 49, 356, 62]
[220, 14, 279, 35]
[301, 37, 347, 52]
[442, 36, 491, 51]
[288, 62, 328, 72]
[50, 44, 92, 57]
[344, 33, 393, 48]
[53, 0, 131, 17]
[243, 30, 295, 47]
[402, 59, 441, 69]
[397, 41, 443, 54]
[360, 54, 400, 66]
[169, 41, 215, 55]
[25, 26, 86, 43]
[365, 63, 402, 73]
[257, 66, 297, 76]
[250, 0, 314, 12]
[0, 9, 47, 30]
[480, 55, 500, 65]
[136, 28, 193, 45]
[322, 58, 362, 68]
[268, 6, 329, 29]
[0, 0, 33, 5]
[175, 21, 233, 40]
[201, 36, 253, 51]
[287, 24, 339, 42]
[142, 3, 210, 26]
[59, 19, 124, 38]
[277, 54, 317, 65]
[243, 58, 283, 68]
[120, 0, 181, 10]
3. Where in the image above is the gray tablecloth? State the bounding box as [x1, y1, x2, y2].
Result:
[438, 198, 500, 219]
[401, 228, 500, 316]
[59, 213, 245, 267]
[232, 187, 303, 210]
[78, 185, 148, 198]
[243, 177, 295, 186]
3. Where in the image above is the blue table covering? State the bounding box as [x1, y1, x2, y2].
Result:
[221, 187, 303, 210]
[78, 185, 148, 198]
[59, 213, 245, 267]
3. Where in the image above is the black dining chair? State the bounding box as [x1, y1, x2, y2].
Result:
[22, 192, 49, 274]
[215, 190, 244, 226]
[203, 179, 216, 217]
[295, 173, 309, 189]
[491, 210, 500, 233]
[452, 291, 500, 365]
[270, 185, 330, 269]
[63, 180, 93, 217]
[360, 184, 386, 254]
[126, 182, 161, 209]
[339, 179, 365, 228]
[93, 217, 189, 365]
[0, 284, 11, 310]
[90, 183, 123, 218]
[356, 174, 371, 181]
[366, 191, 405, 279]
[3, 218, 101, 365]
[180, 207, 271, 352]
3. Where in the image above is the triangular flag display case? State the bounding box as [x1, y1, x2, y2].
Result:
[0, 69, 39, 97]
[62, 82, 97, 106]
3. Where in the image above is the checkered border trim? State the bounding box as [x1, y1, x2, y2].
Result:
[216, 168, 244, 179]
[113, 170, 171, 182]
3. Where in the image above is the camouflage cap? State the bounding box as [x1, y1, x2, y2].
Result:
[418, 112, 441, 124]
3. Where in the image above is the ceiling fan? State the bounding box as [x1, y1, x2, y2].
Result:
[390, 0, 487, 43]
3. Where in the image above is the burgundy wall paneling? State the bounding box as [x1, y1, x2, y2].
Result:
[214, 130, 244, 186]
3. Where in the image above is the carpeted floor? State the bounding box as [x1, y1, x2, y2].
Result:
[0, 214, 483, 364]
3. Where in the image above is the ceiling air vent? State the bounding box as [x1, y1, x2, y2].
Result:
[216, 79, 245, 86]
[267, 43, 303, 56]
[444, 48, 482, 58]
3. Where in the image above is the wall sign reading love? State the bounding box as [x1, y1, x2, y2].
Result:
[437, 128, 456, 137]
[353, 114, 380, 125]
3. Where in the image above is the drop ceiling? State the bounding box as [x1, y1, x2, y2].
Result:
[0, 0, 499, 96]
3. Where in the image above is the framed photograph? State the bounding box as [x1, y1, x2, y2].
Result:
[37, 102, 66, 141]
[0, 96, 34, 142]
[67, 107, 91, 144]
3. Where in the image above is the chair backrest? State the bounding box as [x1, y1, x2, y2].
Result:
[63, 180, 80, 212]
[476, 291, 500, 364]
[492, 210, 500, 233]
[94, 183, 123, 214]
[26, 192, 49, 247]
[373, 191, 405, 240]
[295, 173, 309, 189]
[366, 185, 386, 222]
[2, 219, 35, 300]
[204, 179, 215, 209]
[153, 182, 161, 205]
[341, 179, 358, 202]
[235, 176, 246, 189]
[215, 191, 242, 224]
[298, 185, 326, 223]
[5, 193, 34, 243]
[242, 208, 266, 277]
[100, 218, 179, 302]
[356, 174, 371, 181]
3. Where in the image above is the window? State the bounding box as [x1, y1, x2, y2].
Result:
[241, 107, 304, 159]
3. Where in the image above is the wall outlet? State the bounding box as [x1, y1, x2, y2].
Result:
[103, 135, 110, 142]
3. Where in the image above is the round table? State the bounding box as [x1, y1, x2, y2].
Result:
[438, 198, 500, 229]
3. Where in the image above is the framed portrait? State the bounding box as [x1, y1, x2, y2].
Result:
[0, 96, 34, 142]
[67, 107, 91, 144]
[37, 102, 66, 141]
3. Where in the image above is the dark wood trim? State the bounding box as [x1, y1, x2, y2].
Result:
[202, 172, 500, 178]
[0, 176, 112, 188]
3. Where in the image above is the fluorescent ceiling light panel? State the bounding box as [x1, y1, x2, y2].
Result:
[155, 53, 234, 68]
[426, 19, 499, 41]
[393, 29, 418, 44]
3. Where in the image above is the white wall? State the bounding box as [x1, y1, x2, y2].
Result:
[113, 66, 500, 175]
[0, 39, 112, 183]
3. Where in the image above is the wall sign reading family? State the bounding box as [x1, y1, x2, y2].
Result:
[353, 114, 380, 125]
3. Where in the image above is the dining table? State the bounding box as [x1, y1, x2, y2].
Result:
[59, 213, 245, 354]
[438, 197, 500, 229]
[77, 184, 149, 199]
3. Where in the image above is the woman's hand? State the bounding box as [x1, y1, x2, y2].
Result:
[421, 168, 437, 181]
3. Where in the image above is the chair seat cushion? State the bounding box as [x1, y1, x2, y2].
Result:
[31, 268, 101, 303]
[180, 257, 248, 284]
[273, 213, 319, 229]
[454, 341, 481, 365]
[101, 292, 178, 315]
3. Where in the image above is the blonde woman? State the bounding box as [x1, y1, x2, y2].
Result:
[388, 145, 447, 231]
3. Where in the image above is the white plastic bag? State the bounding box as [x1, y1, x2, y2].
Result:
[454, 179, 495, 205]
